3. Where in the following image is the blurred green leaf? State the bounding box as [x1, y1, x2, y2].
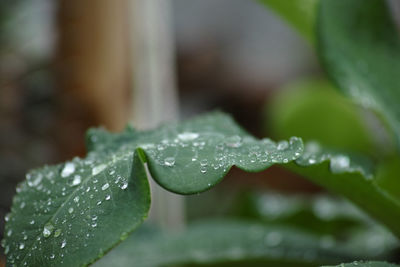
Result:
[94, 220, 360, 267]
[235, 192, 369, 237]
[376, 158, 400, 201]
[322, 261, 400, 267]
[258, 0, 319, 43]
[318, 0, 400, 150]
[267, 79, 386, 157]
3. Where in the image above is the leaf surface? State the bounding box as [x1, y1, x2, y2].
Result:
[287, 142, 400, 239]
[3, 151, 150, 266]
[2, 112, 303, 266]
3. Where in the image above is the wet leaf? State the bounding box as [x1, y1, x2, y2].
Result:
[2, 151, 150, 266]
[287, 142, 400, 239]
[2, 112, 303, 266]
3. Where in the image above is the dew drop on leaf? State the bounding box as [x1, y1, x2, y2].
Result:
[200, 166, 207, 174]
[101, 183, 110, 191]
[200, 159, 208, 166]
[71, 175, 81, 186]
[92, 164, 107, 176]
[164, 157, 175, 167]
[120, 182, 128, 190]
[61, 163, 75, 178]
[177, 132, 199, 141]
[54, 229, 62, 238]
[43, 223, 54, 238]
[277, 141, 289, 151]
[225, 135, 242, 148]
[330, 155, 350, 171]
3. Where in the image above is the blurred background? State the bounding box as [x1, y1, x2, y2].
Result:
[2, 0, 396, 264]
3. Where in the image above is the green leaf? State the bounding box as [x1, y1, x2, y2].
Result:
[138, 112, 303, 194]
[287, 142, 400, 239]
[94, 220, 358, 267]
[237, 192, 369, 236]
[317, 0, 400, 149]
[258, 0, 319, 43]
[2, 112, 303, 266]
[322, 261, 400, 267]
[267, 79, 385, 157]
[236, 192, 399, 258]
[2, 151, 151, 266]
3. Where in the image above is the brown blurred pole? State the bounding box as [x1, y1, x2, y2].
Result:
[55, 0, 131, 157]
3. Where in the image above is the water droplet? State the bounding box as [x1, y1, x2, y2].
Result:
[27, 174, 43, 187]
[225, 135, 242, 148]
[50, 254, 55, 259]
[121, 182, 128, 190]
[177, 132, 199, 141]
[200, 159, 208, 166]
[30, 220, 35, 225]
[61, 163, 75, 177]
[101, 183, 110, 191]
[4, 213, 10, 222]
[265, 232, 282, 247]
[105, 195, 111, 200]
[277, 141, 289, 151]
[308, 158, 316, 164]
[200, 166, 207, 174]
[164, 157, 175, 167]
[68, 207, 74, 214]
[91, 222, 97, 228]
[71, 175, 81, 186]
[74, 196, 80, 203]
[330, 155, 350, 171]
[92, 215, 98, 221]
[96, 201, 102, 206]
[19, 243, 25, 250]
[7, 229, 12, 237]
[43, 223, 54, 238]
[92, 164, 107, 176]
[61, 240, 67, 248]
[54, 229, 62, 238]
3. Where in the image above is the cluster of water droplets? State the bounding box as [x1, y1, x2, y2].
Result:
[295, 141, 373, 179]
[143, 129, 303, 179]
